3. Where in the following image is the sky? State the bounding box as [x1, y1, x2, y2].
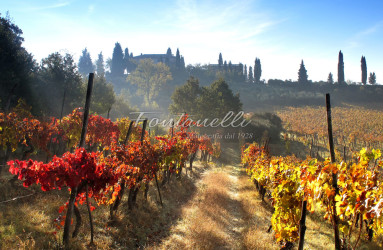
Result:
[2, 0, 383, 83]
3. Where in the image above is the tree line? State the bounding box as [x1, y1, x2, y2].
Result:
[189, 51, 377, 86]
[298, 50, 376, 85]
[1, 13, 379, 119]
[0, 14, 132, 118]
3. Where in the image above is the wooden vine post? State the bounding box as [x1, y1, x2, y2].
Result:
[162, 121, 175, 186]
[110, 121, 134, 220]
[63, 73, 94, 247]
[326, 93, 341, 250]
[140, 119, 147, 142]
[143, 120, 151, 200]
[154, 166, 163, 206]
[85, 184, 94, 245]
[171, 120, 174, 137]
[152, 120, 163, 206]
[298, 200, 307, 250]
[59, 85, 67, 121]
[123, 121, 134, 145]
[139, 117, 163, 207]
[128, 119, 147, 209]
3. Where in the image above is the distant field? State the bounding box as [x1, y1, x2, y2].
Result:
[277, 105, 383, 151]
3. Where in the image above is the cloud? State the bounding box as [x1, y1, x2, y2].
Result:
[346, 21, 383, 49]
[169, 0, 274, 35]
[88, 4, 95, 14]
[357, 21, 383, 36]
[143, 0, 283, 65]
[25, 1, 71, 12]
[21, 0, 283, 68]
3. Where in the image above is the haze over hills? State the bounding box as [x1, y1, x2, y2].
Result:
[2, 0, 383, 119]
[2, 0, 383, 83]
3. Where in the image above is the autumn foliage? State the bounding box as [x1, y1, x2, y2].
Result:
[242, 143, 383, 248]
[3, 107, 218, 244]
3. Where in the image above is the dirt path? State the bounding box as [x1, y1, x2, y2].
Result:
[147, 145, 380, 250]
[150, 163, 247, 249]
[226, 164, 245, 248]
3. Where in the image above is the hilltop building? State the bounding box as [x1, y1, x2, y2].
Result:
[132, 53, 176, 64]
[208, 63, 243, 73]
[131, 48, 185, 69]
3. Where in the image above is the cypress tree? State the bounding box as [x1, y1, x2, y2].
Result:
[78, 48, 94, 76]
[338, 50, 344, 84]
[254, 57, 262, 84]
[95, 52, 105, 77]
[166, 48, 172, 57]
[176, 48, 181, 69]
[228, 61, 232, 72]
[165, 48, 172, 65]
[327, 72, 334, 84]
[124, 48, 129, 59]
[244, 64, 247, 81]
[224, 60, 228, 72]
[124, 48, 130, 72]
[238, 63, 243, 76]
[218, 53, 223, 69]
[111, 42, 125, 78]
[298, 60, 308, 84]
[181, 56, 185, 69]
[248, 66, 254, 83]
[361, 56, 367, 85]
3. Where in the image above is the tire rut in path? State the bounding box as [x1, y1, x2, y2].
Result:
[154, 163, 246, 249]
[226, 164, 246, 249]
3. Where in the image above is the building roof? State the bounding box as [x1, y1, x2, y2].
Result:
[133, 54, 175, 59]
[209, 63, 243, 67]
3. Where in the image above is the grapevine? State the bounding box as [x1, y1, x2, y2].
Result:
[242, 143, 383, 248]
